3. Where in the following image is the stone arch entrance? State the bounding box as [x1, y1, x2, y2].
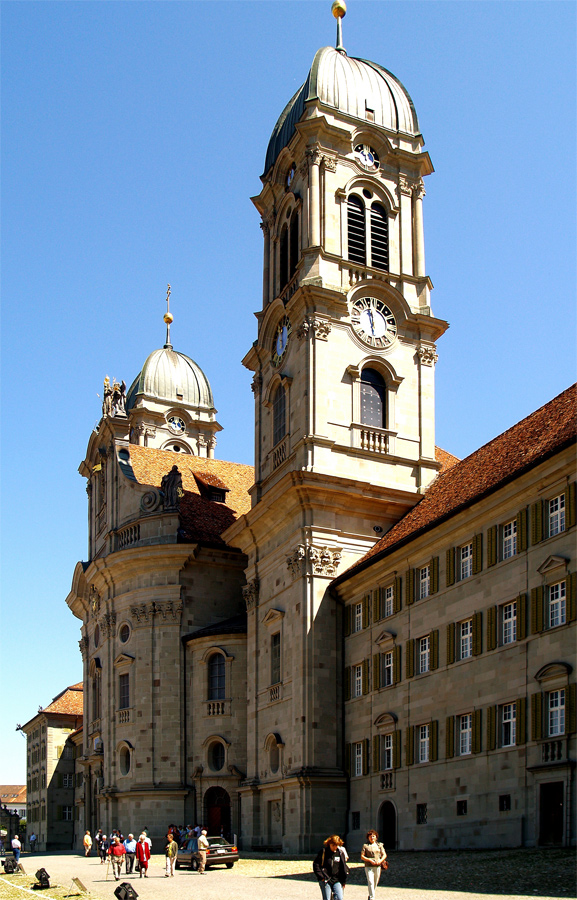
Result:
[204, 786, 231, 839]
[378, 800, 396, 850]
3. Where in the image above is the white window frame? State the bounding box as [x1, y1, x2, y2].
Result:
[418, 635, 430, 674]
[383, 585, 393, 618]
[459, 619, 473, 659]
[354, 741, 363, 776]
[382, 733, 393, 771]
[383, 650, 393, 687]
[417, 724, 429, 763]
[62, 774, 74, 789]
[502, 520, 517, 559]
[501, 702, 516, 747]
[354, 602, 363, 633]
[502, 602, 517, 645]
[459, 713, 472, 756]
[549, 494, 565, 537]
[548, 689, 565, 736]
[419, 565, 430, 599]
[460, 543, 473, 580]
[353, 664, 363, 698]
[549, 581, 566, 628]
[62, 806, 73, 821]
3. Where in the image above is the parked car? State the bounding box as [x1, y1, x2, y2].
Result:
[176, 836, 239, 870]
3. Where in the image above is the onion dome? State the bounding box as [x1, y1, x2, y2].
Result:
[264, 46, 420, 175]
[126, 347, 214, 411]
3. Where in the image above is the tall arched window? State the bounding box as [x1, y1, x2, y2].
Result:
[361, 368, 387, 428]
[279, 225, 289, 289]
[348, 194, 389, 271]
[272, 384, 286, 446]
[208, 653, 225, 700]
[279, 210, 300, 291]
[289, 210, 299, 279]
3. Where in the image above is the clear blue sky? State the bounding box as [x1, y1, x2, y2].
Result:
[1, 1, 575, 783]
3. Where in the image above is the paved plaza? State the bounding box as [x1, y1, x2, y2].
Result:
[0, 848, 575, 900]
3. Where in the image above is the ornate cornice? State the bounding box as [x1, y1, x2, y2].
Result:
[130, 601, 183, 624]
[286, 544, 343, 578]
[417, 345, 438, 367]
[99, 612, 117, 637]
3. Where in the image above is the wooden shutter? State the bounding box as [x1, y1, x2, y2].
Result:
[405, 726, 414, 766]
[362, 738, 370, 775]
[487, 606, 497, 651]
[516, 697, 526, 745]
[446, 547, 456, 587]
[430, 629, 439, 670]
[394, 576, 402, 613]
[446, 623, 455, 665]
[430, 720, 438, 762]
[345, 742, 351, 775]
[393, 730, 401, 769]
[566, 683, 576, 735]
[531, 500, 544, 544]
[406, 569, 415, 605]
[473, 709, 482, 753]
[568, 572, 576, 623]
[487, 705, 496, 751]
[362, 658, 370, 695]
[393, 644, 401, 684]
[473, 534, 483, 575]
[445, 716, 455, 758]
[530, 586, 544, 634]
[373, 734, 381, 772]
[362, 594, 371, 629]
[58, 774, 63, 788]
[531, 692, 543, 741]
[430, 557, 439, 594]
[57, 804, 63, 820]
[373, 653, 381, 691]
[405, 639, 415, 679]
[373, 589, 381, 623]
[566, 482, 576, 529]
[517, 593, 527, 640]
[487, 525, 498, 567]
[344, 667, 351, 701]
[473, 612, 483, 656]
[517, 508, 528, 552]
[344, 606, 352, 637]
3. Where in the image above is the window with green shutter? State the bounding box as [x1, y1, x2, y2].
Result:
[487, 705, 496, 751]
[517, 593, 527, 640]
[406, 568, 415, 605]
[405, 726, 414, 766]
[487, 525, 498, 567]
[472, 611, 483, 656]
[473, 709, 482, 753]
[531, 692, 543, 741]
[531, 500, 544, 544]
[445, 716, 455, 758]
[362, 738, 370, 775]
[430, 557, 439, 594]
[487, 606, 497, 651]
[362, 594, 371, 629]
[568, 572, 576, 623]
[446, 623, 455, 665]
[566, 482, 576, 529]
[373, 589, 381, 623]
[393, 730, 401, 768]
[393, 644, 401, 684]
[373, 654, 381, 691]
[472, 533, 483, 575]
[373, 734, 381, 772]
[516, 697, 526, 745]
[566, 684, 576, 734]
[430, 629, 439, 670]
[394, 575, 402, 613]
[517, 508, 528, 552]
[430, 720, 438, 762]
[344, 605, 352, 637]
[530, 586, 544, 634]
[362, 658, 370, 695]
[405, 639, 415, 679]
[446, 547, 456, 587]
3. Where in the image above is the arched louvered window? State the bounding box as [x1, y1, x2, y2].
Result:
[347, 195, 366, 265]
[370, 203, 389, 271]
[361, 368, 386, 428]
[279, 225, 289, 290]
[208, 653, 225, 700]
[289, 211, 299, 280]
[272, 383, 286, 446]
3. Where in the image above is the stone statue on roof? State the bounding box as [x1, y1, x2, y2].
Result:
[161, 466, 183, 511]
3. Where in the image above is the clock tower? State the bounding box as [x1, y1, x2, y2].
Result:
[224, 3, 448, 852]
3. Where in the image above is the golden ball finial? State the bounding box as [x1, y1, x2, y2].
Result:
[332, 0, 346, 18]
[164, 312, 174, 325]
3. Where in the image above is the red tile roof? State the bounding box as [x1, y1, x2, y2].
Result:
[126, 446, 254, 547]
[435, 445, 460, 473]
[42, 684, 84, 716]
[337, 384, 577, 582]
[0, 786, 26, 803]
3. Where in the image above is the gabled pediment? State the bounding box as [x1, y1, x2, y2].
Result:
[537, 555, 568, 576]
[114, 653, 135, 668]
[534, 661, 572, 683]
[374, 712, 397, 728]
[262, 608, 285, 627]
[375, 629, 396, 646]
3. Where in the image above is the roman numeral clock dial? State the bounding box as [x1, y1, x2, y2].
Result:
[350, 297, 397, 348]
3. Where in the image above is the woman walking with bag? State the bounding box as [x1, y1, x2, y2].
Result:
[360, 829, 387, 900]
[313, 834, 350, 900]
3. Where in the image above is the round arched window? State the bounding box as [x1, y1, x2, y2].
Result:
[119, 624, 130, 644]
[119, 745, 131, 776]
[209, 742, 225, 772]
[269, 742, 279, 774]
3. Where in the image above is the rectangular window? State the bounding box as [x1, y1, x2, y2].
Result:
[382, 734, 393, 771]
[549, 581, 567, 628]
[354, 742, 363, 777]
[416, 803, 427, 824]
[501, 702, 516, 747]
[354, 602, 363, 633]
[548, 689, 565, 736]
[459, 619, 473, 659]
[383, 586, 393, 618]
[419, 566, 430, 599]
[353, 664, 363, 698]
[502, 521, 517, 559]
[63, 774, 74, 789]
[460, 543, 473, 580]
[499, 794, 511, 812]
[459, 714, 472, 756]
[502, 602, 517, 645]
[549, 494, 565, 536]
[271, 632, 281, 685]
[383, 651, 393, 687]
[418, 724, 430, 763]
[418, 636, 430, 674]
[63, 745, 74, 760]
[62, 806, 73, 821]
[119, 673, 130, 710]
[456, 800, 468, 816]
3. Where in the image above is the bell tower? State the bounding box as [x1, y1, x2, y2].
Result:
[224, 2, 448, 852]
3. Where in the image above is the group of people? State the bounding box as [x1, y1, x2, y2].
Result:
[314, 831, 387, 900]
[81, 823, 211, 879]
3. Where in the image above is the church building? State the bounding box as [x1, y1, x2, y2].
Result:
[63, 3, 575, 853]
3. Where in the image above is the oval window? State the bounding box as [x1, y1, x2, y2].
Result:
[119, 624, 130, 644]
[119, 745, 131, 776]
[210, 742, 225, 772]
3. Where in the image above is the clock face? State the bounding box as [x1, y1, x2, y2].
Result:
[168, 415, 186, 435]
[272, 316, 291, 367]
[350, 297, 397, 348]
[354, 143, 379, 170]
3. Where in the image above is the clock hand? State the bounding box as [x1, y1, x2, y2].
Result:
[368, 310, 375, 335]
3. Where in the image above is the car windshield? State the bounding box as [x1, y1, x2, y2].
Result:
[208, 837, 231, 847]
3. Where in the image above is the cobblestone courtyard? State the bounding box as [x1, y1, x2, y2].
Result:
[0, 848, 574, 900]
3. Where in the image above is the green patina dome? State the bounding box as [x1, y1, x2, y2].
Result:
[126, 347, 214, 412]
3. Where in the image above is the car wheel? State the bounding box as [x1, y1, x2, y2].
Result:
[226, 862, 234, 868]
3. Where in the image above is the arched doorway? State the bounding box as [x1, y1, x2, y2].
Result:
[379, 801, 396, 850]
[204, 786, 231, 839]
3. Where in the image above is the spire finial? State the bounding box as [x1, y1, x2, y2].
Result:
[163, 283, 173, 349]
[332, 0, 347, 54]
